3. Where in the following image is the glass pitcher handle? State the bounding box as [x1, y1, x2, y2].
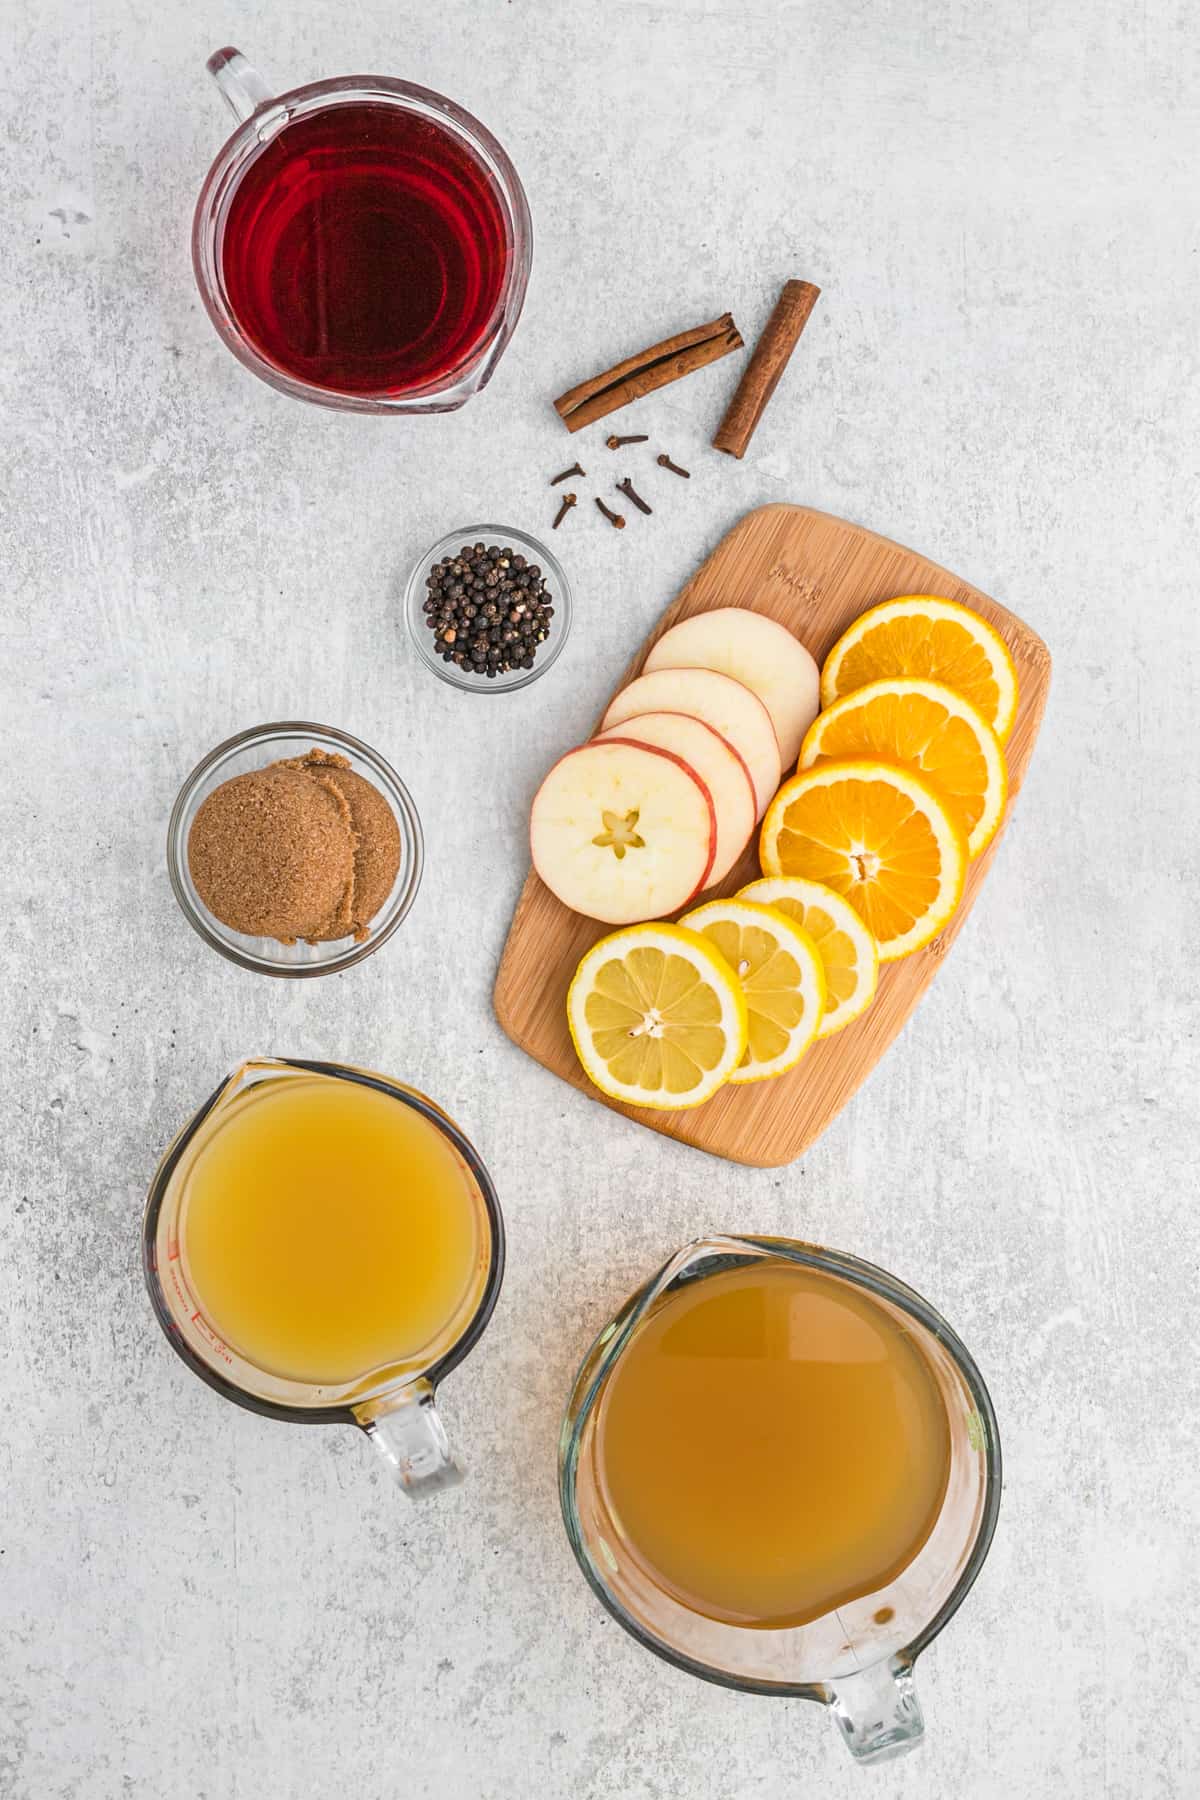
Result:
[827, 1657, 925, 1763]
[206, 46, 274, 124]
[357, 1379, 463, 1500]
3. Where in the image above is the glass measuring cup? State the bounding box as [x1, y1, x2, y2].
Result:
[560, 1236, 1000, 1763]
[143, 1059, 504, 1497]
[192, 48, 532, 411]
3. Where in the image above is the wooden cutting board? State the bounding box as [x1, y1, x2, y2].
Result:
[494, 504, 1051, 1166]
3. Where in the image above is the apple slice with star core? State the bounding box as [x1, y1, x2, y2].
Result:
[596, 711, 755, 886]
[530, 738, 716, 924]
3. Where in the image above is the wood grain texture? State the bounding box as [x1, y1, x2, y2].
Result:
[494, 505, 1051, 1167]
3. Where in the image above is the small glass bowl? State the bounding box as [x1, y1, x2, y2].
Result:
[404, 523, 573, 692]
[167, 722, 423, 978]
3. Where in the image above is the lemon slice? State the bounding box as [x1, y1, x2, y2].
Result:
[680, 898, 826, 1084]
[567, 923, 749, 1110]
[799, 676, 1008, 859]
[759, 760, 967, 961]
[820, 595, 1019, 743]
[739, 876, 878, 1037]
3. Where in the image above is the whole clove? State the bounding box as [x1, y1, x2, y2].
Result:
[552, 492, 577, 530]
[616, 477, 652, 516]
[594, 497, 626, 529]
[656, 453, 690, 478]
[606, 433, 649, 449]
[550, 462, 585, 486]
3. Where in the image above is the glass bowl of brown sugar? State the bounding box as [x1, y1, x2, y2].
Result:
[167, 722, 423, 977]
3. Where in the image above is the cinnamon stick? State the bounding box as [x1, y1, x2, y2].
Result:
[712, 280, 820, 458]
[554, 312, 744, 433]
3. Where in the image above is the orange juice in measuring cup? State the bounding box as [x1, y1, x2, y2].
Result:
[143, 1059, 503, 1496]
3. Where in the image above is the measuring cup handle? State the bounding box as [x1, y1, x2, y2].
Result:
[827, 1657, 925, 1763]
[357, 1379, 463, 1500]
[206, 46, 275, 123]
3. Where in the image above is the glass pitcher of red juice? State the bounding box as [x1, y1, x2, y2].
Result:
[192, 48, 532, 412]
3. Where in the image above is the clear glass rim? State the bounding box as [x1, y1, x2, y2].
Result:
[166, 720, 424, 977]
[141, 1059, 506, 1424]
[404, 524, 574, 694]
[191, 75, 533, 413]
[558, 1235, 1003, 1701]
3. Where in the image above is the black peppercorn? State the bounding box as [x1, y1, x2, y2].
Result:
[420, 540, 558, 679]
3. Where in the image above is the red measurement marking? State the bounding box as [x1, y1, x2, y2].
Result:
[191, 1311, 234, 1367]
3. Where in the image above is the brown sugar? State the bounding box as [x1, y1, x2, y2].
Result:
[187, 751, 400, 946]
[188, 765, 354, 944]
[284, 754, 402, 940]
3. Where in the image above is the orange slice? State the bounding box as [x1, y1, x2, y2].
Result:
[798, 676, 1007, 858]
[759, 761, 967, 960]
[820, 596, 1018, 743]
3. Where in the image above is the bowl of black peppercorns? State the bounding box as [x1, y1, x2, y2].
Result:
[405, 524, 573, 693]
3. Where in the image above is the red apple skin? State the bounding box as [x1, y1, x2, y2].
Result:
[601, 667, 781, 819]
[529, 738, 717, 922]
[596, 711, 756, 886]
[601, 708, 757, 816]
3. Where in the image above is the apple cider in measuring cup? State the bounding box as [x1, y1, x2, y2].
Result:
[144, 1060, 503, 1496]
[176, 1071, 486, 1389]
[593, 1261, 952, 1628]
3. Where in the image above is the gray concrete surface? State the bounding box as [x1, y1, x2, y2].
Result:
[3, 4, 1198, 1796]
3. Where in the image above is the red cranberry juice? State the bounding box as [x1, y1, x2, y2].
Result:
[219, 102, 511, 396]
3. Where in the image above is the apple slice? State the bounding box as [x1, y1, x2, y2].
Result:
[596, 711, 755, 886]
[601, 667, 780, 820]
[530, 738, 716, 924]
[644, 608, 820, 768]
